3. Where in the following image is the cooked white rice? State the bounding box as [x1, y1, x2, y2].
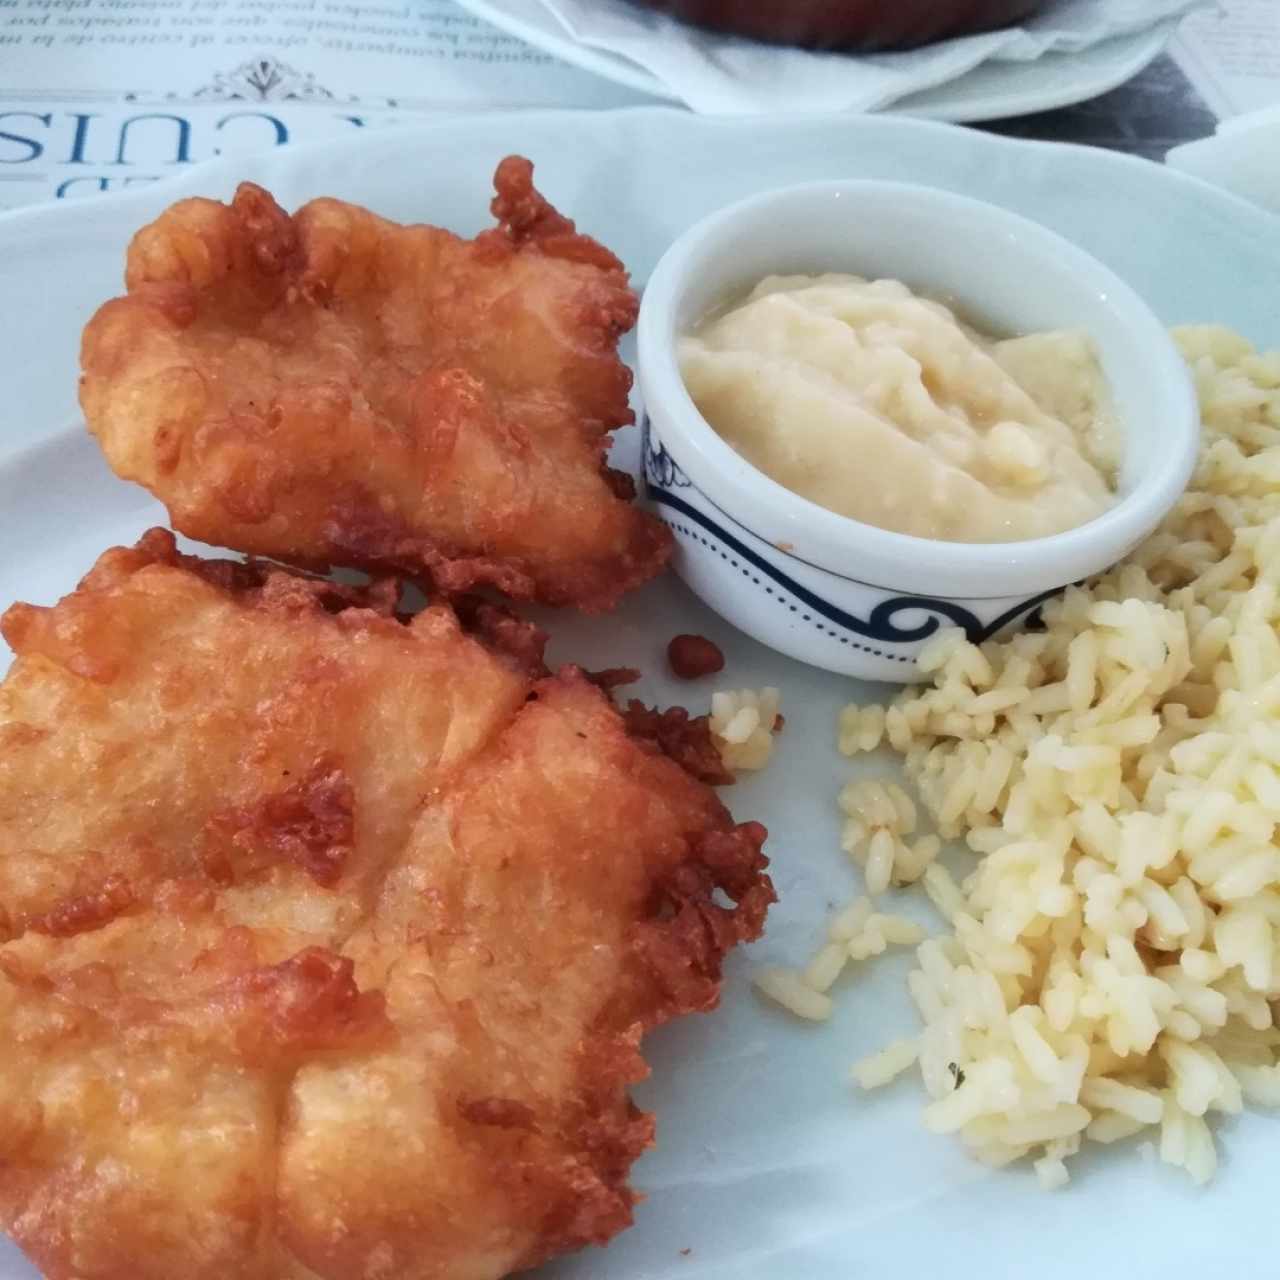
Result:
[838, 776, 942, 893]
[851, 1037, 919, 1089]
[752, 893, 925, 1021]
[712, 686, 781, 771]
[770, 327, 1280, 1187]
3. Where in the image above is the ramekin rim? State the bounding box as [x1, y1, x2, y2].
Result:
[636, 178, 1200, 599]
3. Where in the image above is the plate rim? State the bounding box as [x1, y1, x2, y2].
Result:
[2, 105, 1275, 237]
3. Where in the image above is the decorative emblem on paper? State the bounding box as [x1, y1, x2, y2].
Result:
[192, 58, 336, 103]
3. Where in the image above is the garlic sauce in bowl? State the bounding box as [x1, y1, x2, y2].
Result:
[679, 273, 1121, 543]
[636, 180, 1197, 681]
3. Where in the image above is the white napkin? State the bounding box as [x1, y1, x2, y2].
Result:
[529, 0, 1208, 114]
[1166, 106, 1280, 217]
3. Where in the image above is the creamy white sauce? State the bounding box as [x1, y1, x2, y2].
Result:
[678, 274, 1121, 543]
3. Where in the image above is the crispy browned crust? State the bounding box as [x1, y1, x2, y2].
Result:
[79, 160, 671, 611]
[200, 760, 355, 888]
[0, 534, 771, 1280]
[507, 815, 771, 1275]
[486, 154, 629, 274]
[449, 591, 550, 679]
[27, 873, 134, 939]
[622, 699, 736, 786]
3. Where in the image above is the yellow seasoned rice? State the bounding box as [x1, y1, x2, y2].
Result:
[838, 776, 942, 893]
[752, 965, 832, 1022]
[766, 326, 1280, 1187]
[851, 1037, 919, 1089]
[711, 686, 781, 771]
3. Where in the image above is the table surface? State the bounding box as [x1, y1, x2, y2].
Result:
[979, 52, 1217, 159]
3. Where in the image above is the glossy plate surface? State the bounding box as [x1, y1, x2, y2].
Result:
[0, 110, 1278, 1280]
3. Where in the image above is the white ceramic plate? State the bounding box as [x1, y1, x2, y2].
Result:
[1, 111, 1278, 1280]
[455, 0, 1173, 123]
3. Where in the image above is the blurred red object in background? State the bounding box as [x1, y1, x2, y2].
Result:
[626, 0, 1044, 51]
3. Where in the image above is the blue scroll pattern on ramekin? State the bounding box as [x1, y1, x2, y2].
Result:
[641, 415, 1062, 682]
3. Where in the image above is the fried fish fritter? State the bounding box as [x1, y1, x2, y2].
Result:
[0, 531, 772, 1280]
[79, 158, 671, 611]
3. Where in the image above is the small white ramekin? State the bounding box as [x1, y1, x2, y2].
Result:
[636, 180, 1198, 683]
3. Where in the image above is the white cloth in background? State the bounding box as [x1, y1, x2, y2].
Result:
[521, 0, 1208, 114]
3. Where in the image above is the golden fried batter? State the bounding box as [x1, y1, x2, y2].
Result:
[79, 158, 670, 611]
[0, 532, 772, 1280]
